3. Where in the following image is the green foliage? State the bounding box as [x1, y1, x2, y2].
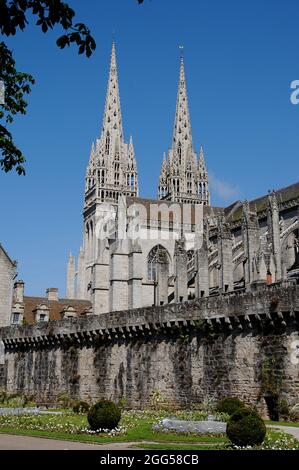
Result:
[72, 400, 90, 414]
[56, 392, 73, 409]
[117, 397, 128, 411]
[198, 395, 217, 413]
[290, 403, 299, 422]
[260, 356, 282, 396]
[278, 399, 290, 421]
[0, 0, 96, 174]
[226, 408, 266, 447]
[148, 390, 173, 412]
[87, 400, 121, 431]
[215, 397, 245, 416]
[0, 389, 35, 408]
[0, 1, 96, 57]
[0, 42, 34, 174]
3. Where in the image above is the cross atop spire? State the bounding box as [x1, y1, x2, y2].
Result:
[101, 42, 124, 142]
[172, 55, 193, 156]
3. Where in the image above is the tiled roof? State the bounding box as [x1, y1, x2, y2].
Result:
[23, 296, 92, 324]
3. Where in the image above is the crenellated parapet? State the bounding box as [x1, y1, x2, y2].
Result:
[2, 282, 298, 351]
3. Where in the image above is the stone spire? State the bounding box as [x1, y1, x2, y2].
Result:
[158, 153, 168, 199]
[101, 42, 123, 143]
[157, 55, 210, 205]
[172, 57, 193, 162]
[66, 253, 75, 299]
[83, 42, 139, 209]
[197, 145, 210, 205]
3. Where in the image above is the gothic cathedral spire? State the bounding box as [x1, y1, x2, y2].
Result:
[85, 42, 138, 208]
[158, 55, 210, 205]
[172, 57, 193, 162]
[101, 42, 124, 143]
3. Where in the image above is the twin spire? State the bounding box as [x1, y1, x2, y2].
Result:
[85, 43, 210, 207]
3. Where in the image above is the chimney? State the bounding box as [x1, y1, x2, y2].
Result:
[14, 280, 24, 303]
[46, 288, 59, 302]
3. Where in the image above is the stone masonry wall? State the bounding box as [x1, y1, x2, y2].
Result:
[0, 248, 15, 328]
[0, 283, 298, 414]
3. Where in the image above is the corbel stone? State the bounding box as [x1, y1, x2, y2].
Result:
[225, 317, 233, 330]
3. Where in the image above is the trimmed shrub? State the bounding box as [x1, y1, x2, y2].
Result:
[226, 408, 266, 447]
[87, 400, 121, 431]
[73, 401, 90, 414]
[216, 397, 245, 416]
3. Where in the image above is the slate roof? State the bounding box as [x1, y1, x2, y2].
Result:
[224, 181, 299, 223]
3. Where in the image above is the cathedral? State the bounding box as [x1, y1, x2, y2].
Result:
[64, 43, 299, 316]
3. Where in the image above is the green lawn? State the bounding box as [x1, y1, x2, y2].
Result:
[0, 412, 227, 445]
[265, 420, 299, 428]
[0, 411, 298, 450]
[134, 444, 227, 450]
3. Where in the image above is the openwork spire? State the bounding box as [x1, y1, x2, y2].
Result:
[101, 42, 124, 142]
[157, 55, 210, 205]
[172, 57, 193, 156]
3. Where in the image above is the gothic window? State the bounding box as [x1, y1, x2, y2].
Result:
[178, 142, 182, 164]
[105, 132, 110, 154]
[130, 174, 135, 189]
[187, 250, 195, 273]
[147, 245, 169, 282]
[198, 182, 203, 196]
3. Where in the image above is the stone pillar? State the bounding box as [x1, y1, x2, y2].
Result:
[128, 240, 143, 309]
[195, 220, 209, 298]
[268, 191, 282, 281]
[92, 239, 110, 314]
[110, 240, 129, 312]
[217, 217, 233, 293]
[174, 239, 188, 302]
[242, 201, 260, 290]
[66, 253, 75, 299]
[77, 247, 86, 300]
[156, 248, 169, 306]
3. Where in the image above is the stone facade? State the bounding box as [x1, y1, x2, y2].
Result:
[0, 244, 16, 328]
[65, 43, 299, 319]
[0, 283, 298, 416]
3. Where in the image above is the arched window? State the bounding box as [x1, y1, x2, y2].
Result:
[105, 132, 110, 154]
[177, 142, 182, 164]
[147, 245, 169, 281]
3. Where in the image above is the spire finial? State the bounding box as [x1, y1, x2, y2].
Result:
[178, 44, 184, 60]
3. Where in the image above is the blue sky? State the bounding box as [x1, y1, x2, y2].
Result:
[1, 0, 299, 296]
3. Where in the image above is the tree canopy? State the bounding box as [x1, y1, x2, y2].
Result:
[0, 0, 97, 174]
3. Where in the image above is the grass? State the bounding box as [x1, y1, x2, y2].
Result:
[0, 411, 227, 445]
[0, 410, 298, 450]
[134, 444, 227, 450]
[265, 420, 299, 428]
